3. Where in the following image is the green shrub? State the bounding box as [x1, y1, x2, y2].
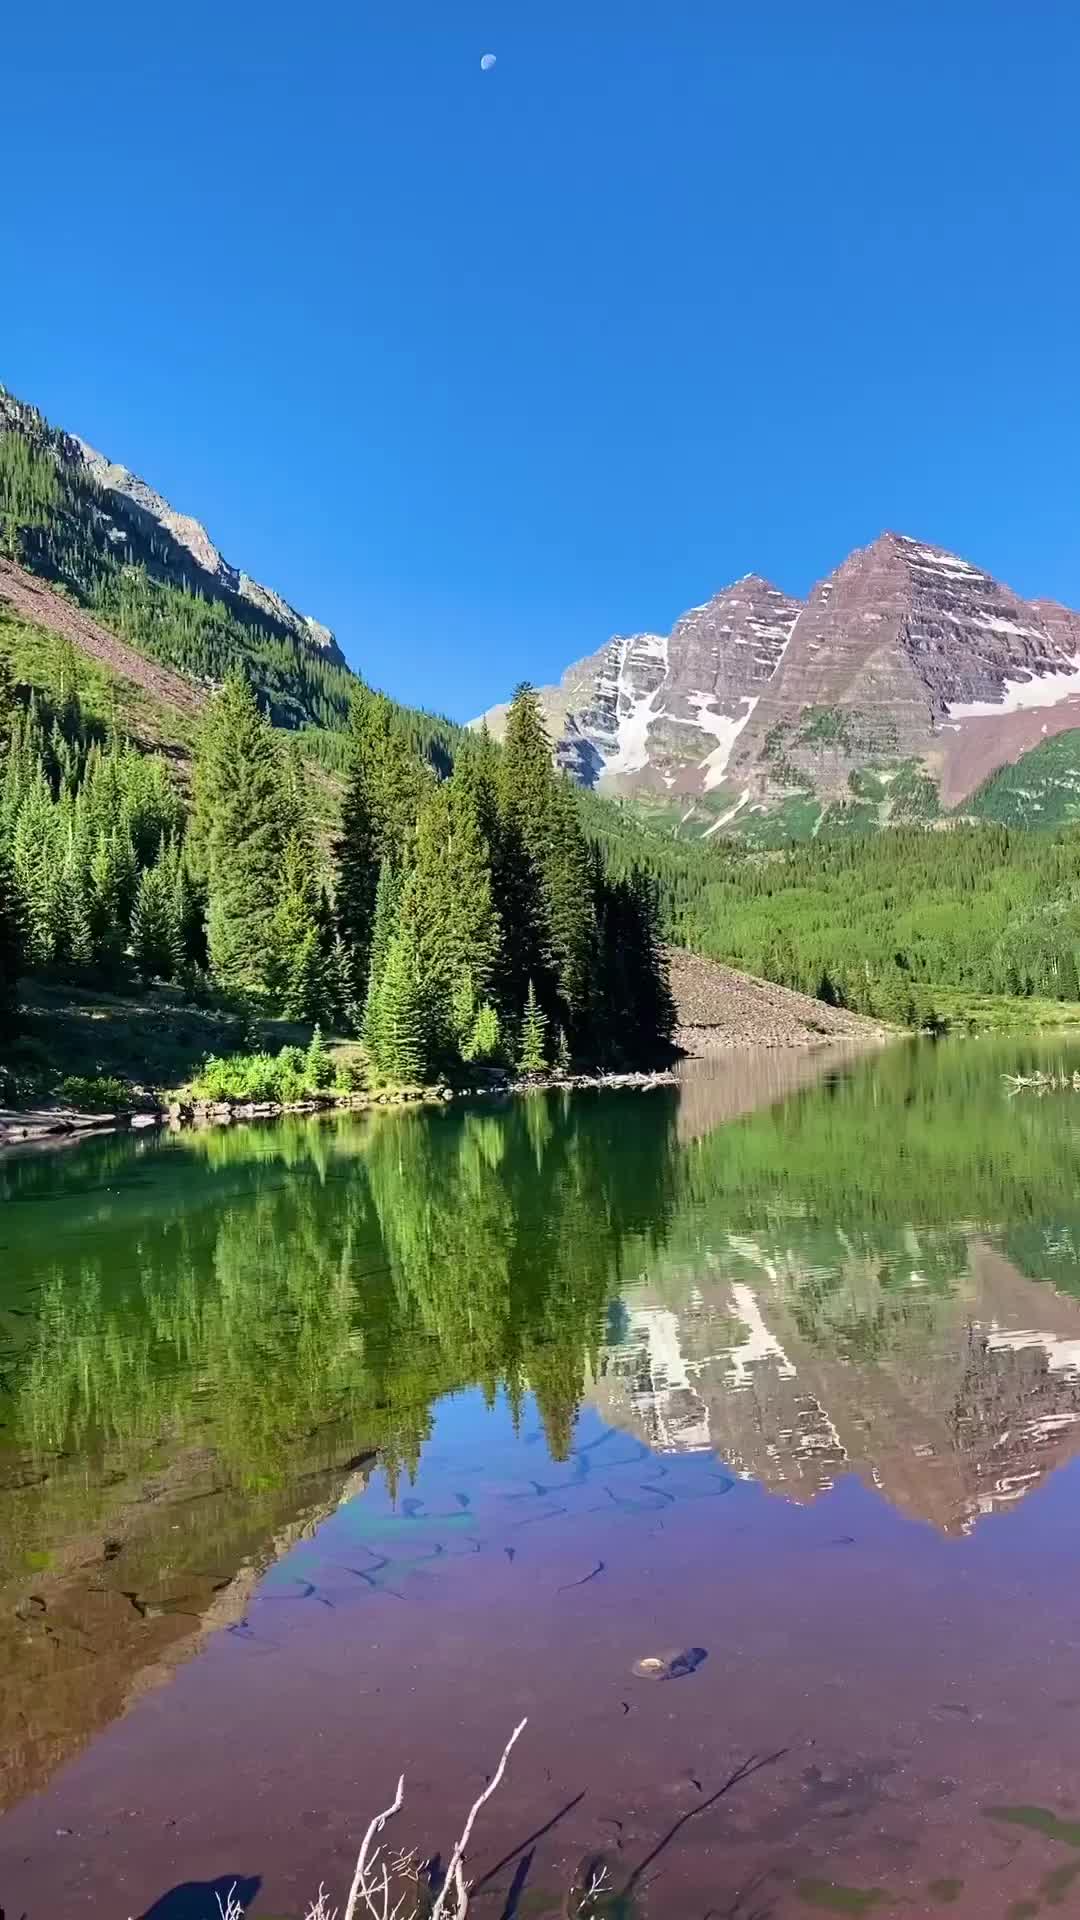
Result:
[303, 1025, 335, 1091]
[189, 1052, 277, 1103]
[60, 1074, 130, 1112]
[188, 1041, 354, 1105]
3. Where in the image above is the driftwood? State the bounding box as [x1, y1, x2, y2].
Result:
[1004, 1070, 1080, 1095]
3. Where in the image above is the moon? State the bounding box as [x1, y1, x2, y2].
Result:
[480, 52, 496, 71]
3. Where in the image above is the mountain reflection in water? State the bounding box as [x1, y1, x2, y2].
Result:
[4, 1036, 1080, 1915]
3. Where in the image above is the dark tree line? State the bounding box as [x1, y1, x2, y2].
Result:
[333, 681, 675, 1078]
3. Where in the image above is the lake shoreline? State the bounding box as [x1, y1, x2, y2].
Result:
[0, 1028, 915, 1153]
[0, 1066, 681, 1150]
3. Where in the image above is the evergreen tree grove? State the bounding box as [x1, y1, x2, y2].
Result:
[0, 591, 673, 1086]
[328, 680, 678, 1083]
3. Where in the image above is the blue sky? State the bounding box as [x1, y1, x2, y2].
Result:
[4, 2, 1080, 720]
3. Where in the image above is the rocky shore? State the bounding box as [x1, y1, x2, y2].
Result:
[667, 946, 894, 1049]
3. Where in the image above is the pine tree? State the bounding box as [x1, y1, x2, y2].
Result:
[499, 684, 555, 850]
[194, 674, 288, 996]
[12, 776, 65, 967]
[593, 866, 675, 1066]
[465, 999, 502, 1065]
[517, 979, 548, 1074]
[540, 775, 596, 1042]
[361, 858, 404, 1055]
[494, 685, 595, 1043]
[334, 684, 432, 1019]
[279, 738, 308, 841]
[170, 854, 204, 974]
[304, 1023, 332, 1091]
[453, 724, 503, 862]
[88, 825, 138, 968]
[265, 832, 331, 1022]
[445, 778, 501, 1002]
[66, 873, 96, 973]
[395, 780, 501, 1067]
[130, 859, 182, 982]
[370, 926, 426, 1083]
[334, 764, 378, 1009]
[364, 693, 427, 857]
[493, 687, 554, 1019]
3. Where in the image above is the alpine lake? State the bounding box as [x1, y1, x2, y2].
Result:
[4, 1038, 1080, 1919]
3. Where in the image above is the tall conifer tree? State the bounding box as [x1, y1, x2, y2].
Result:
[369, 924, 426, 1083]
[495, 685, 555, 1017]
[334, 686, 426, 1009]
[266, 833, 332, 1021]
[361, 858, 403, 1054]
[130, 860, 182, 982]
[517, 979, 548, 1074]
[396, 779, 501, 1064]
[194, 674, 288, 996]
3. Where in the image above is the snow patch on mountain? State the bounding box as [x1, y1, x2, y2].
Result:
[608, 685, 665, 774]
[962, 613, 1047, 641]
[699, 696, 760, 789]
[765, 606, 802, 675]
[703, 788, 753, 836]
[601, 632, 670, 775]
[948, 657, 1080, 719]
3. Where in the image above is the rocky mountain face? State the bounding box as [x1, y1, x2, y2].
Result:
[591, 1240, 1080, 1537]
[484, 575, 802, 796]
[478, 532, 1080, 837]
[0, 387, 345, 667]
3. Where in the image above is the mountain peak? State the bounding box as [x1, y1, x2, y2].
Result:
[478, 529, 1080, 836]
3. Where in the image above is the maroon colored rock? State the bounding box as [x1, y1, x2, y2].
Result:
[476, 531, 1080, 823]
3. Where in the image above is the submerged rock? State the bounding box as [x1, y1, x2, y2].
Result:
[632, 1646, 708, 1681]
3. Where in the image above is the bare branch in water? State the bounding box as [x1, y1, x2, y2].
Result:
[289, 1722, 528, 1920]
[431, 1717, 529, 1920]
[343, 1771, 406, 1920]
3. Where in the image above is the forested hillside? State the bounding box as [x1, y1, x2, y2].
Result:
[0, 391, 355, 733]
[0, 592, 674, 1092]
[587, 808, 1080, 1022]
